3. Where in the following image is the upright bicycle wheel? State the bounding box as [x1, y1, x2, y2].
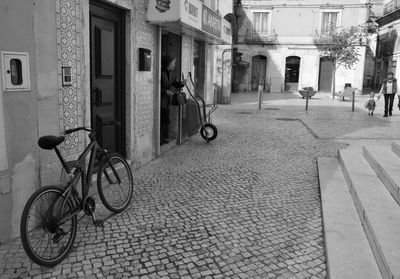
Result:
[97, 154, 133, 213]
[20, 186, 77, 267]
[200, 123, 218, 142]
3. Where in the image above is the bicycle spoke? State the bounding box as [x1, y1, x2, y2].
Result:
[21, 186, 77, 266]
[31, 230, 47, 254]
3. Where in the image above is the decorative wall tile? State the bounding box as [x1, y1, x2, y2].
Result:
[56, 0, 83, 157]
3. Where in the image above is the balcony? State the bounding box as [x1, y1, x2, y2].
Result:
[384, 0, 400, 15]
[237, 30, 278, 44]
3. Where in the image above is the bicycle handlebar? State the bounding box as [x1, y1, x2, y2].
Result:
[64, 127, 92, 135]
[64, 121, 121, 135]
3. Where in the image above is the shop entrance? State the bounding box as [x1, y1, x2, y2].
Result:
[160, 30, 182, 145]
[89, 1, 125, 155]
[285, 56, 300, 92]
[193, 40, 206, 98]
[251, 55, 267, 90]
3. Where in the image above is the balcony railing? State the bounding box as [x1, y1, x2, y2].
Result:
[384, 0, 400, 15]
[237, 30, 278, 44]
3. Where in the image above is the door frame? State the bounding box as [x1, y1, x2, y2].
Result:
[89, 0, 126, 156]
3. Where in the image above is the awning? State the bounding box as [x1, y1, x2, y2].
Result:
[147, 0, 232, 45]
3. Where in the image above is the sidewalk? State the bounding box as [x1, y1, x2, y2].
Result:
[1, 91, 400, 279]
[229, 91, 400, 149]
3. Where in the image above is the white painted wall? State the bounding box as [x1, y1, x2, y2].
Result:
[0, 67, 8, 171]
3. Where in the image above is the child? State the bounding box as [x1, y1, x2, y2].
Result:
[365, 92, 380, 115]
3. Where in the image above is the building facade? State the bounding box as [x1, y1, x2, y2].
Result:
[0, 0, 232, 242]
[375, 0, 400, 86]
[232, 0, 383, 93]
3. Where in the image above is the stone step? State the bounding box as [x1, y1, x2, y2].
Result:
[363, 145, 400, 206]
[317, 157, 381, 279]
[339, 150, 400, 279]
[392, 141, 400, 158]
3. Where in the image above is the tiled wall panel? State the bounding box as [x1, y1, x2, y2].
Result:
[56, 0, 84, 157]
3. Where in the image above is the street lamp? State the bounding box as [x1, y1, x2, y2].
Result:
[366, 17, 378, 34]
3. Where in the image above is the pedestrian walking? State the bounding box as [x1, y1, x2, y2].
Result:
[364, 92, 380, 115]
[160, 55, 185, 144]
[379, 72, 398, 117]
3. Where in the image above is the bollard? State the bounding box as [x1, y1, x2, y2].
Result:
[258, 84, 263, 110]
[352, 91, 355, 112]
[305, 91, 309, 111]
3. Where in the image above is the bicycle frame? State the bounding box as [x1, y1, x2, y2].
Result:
[51, 134, 105, 225]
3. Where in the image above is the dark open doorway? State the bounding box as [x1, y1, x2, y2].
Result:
[160, 30, 182, 144]
[285, 56, 300, 92]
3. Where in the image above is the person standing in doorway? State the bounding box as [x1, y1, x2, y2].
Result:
[379, 72, 398, 117]
[160, 55, 185, 144]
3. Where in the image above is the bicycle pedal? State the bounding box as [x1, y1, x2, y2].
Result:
[93, 219, 104, 228]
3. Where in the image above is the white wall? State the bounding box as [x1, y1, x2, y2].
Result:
[0, 70, 8, 171]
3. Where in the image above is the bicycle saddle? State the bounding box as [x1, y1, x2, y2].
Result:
[38, 136, 65, 150]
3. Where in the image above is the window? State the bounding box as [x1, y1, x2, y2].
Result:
[321, 12, 339, 34]
[392, 60, 397, 75]
[253, 12, 269, 35]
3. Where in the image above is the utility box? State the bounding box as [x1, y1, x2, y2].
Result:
[1, 51, 31, 91]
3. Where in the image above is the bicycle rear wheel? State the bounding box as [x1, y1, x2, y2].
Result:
[20, 186, 77, 267]
[97, 154, 133, 213]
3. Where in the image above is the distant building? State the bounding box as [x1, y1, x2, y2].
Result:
[375, 0, 400, 86]
[232, 0, 383, 93]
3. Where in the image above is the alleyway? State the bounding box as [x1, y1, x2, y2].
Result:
[1, 92, 400, 279]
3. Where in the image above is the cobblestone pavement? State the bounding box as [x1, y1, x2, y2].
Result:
[1, 92, 400, 279]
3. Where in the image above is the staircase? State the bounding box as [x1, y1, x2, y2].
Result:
[318, 142, 400, 279]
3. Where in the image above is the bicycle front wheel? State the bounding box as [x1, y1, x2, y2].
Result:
[97, 154, 133, 213]
[20, 185, 77, 267]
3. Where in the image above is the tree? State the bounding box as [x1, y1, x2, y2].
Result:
[313, 25, 367, 98]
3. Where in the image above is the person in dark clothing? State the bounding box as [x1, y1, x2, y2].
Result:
[379, 72, 398, 117]
[160, 55, 185, 144]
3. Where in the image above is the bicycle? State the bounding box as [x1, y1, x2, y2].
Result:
[20, 124, 133, 267]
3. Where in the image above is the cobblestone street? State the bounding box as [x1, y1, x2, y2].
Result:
[1, 92, 400, 279]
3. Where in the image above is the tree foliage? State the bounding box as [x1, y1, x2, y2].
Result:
[313, 26, 367, 70]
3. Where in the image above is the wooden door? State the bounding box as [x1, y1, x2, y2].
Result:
[319, 58, 334, 92]
[90, 2, 125, 155]
[251, 56, 267, 90]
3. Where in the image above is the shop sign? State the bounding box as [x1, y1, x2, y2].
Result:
[181, 0, 202, 29]
[147, 0, 180, 22]
[221, 18, 232, 43]
[202, 5, 221, 38]
[147, 0, 232, 44]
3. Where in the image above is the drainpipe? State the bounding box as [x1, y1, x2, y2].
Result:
[221, 48, 232, 104]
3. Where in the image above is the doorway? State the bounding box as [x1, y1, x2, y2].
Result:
[160, 30, 182, 143]
[193, 40, 206, 98]
[89, 1, 125, 155]
[319, 57, 334, 92]
[285, 56, 300, 92]
[251, 55, 267, 90]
